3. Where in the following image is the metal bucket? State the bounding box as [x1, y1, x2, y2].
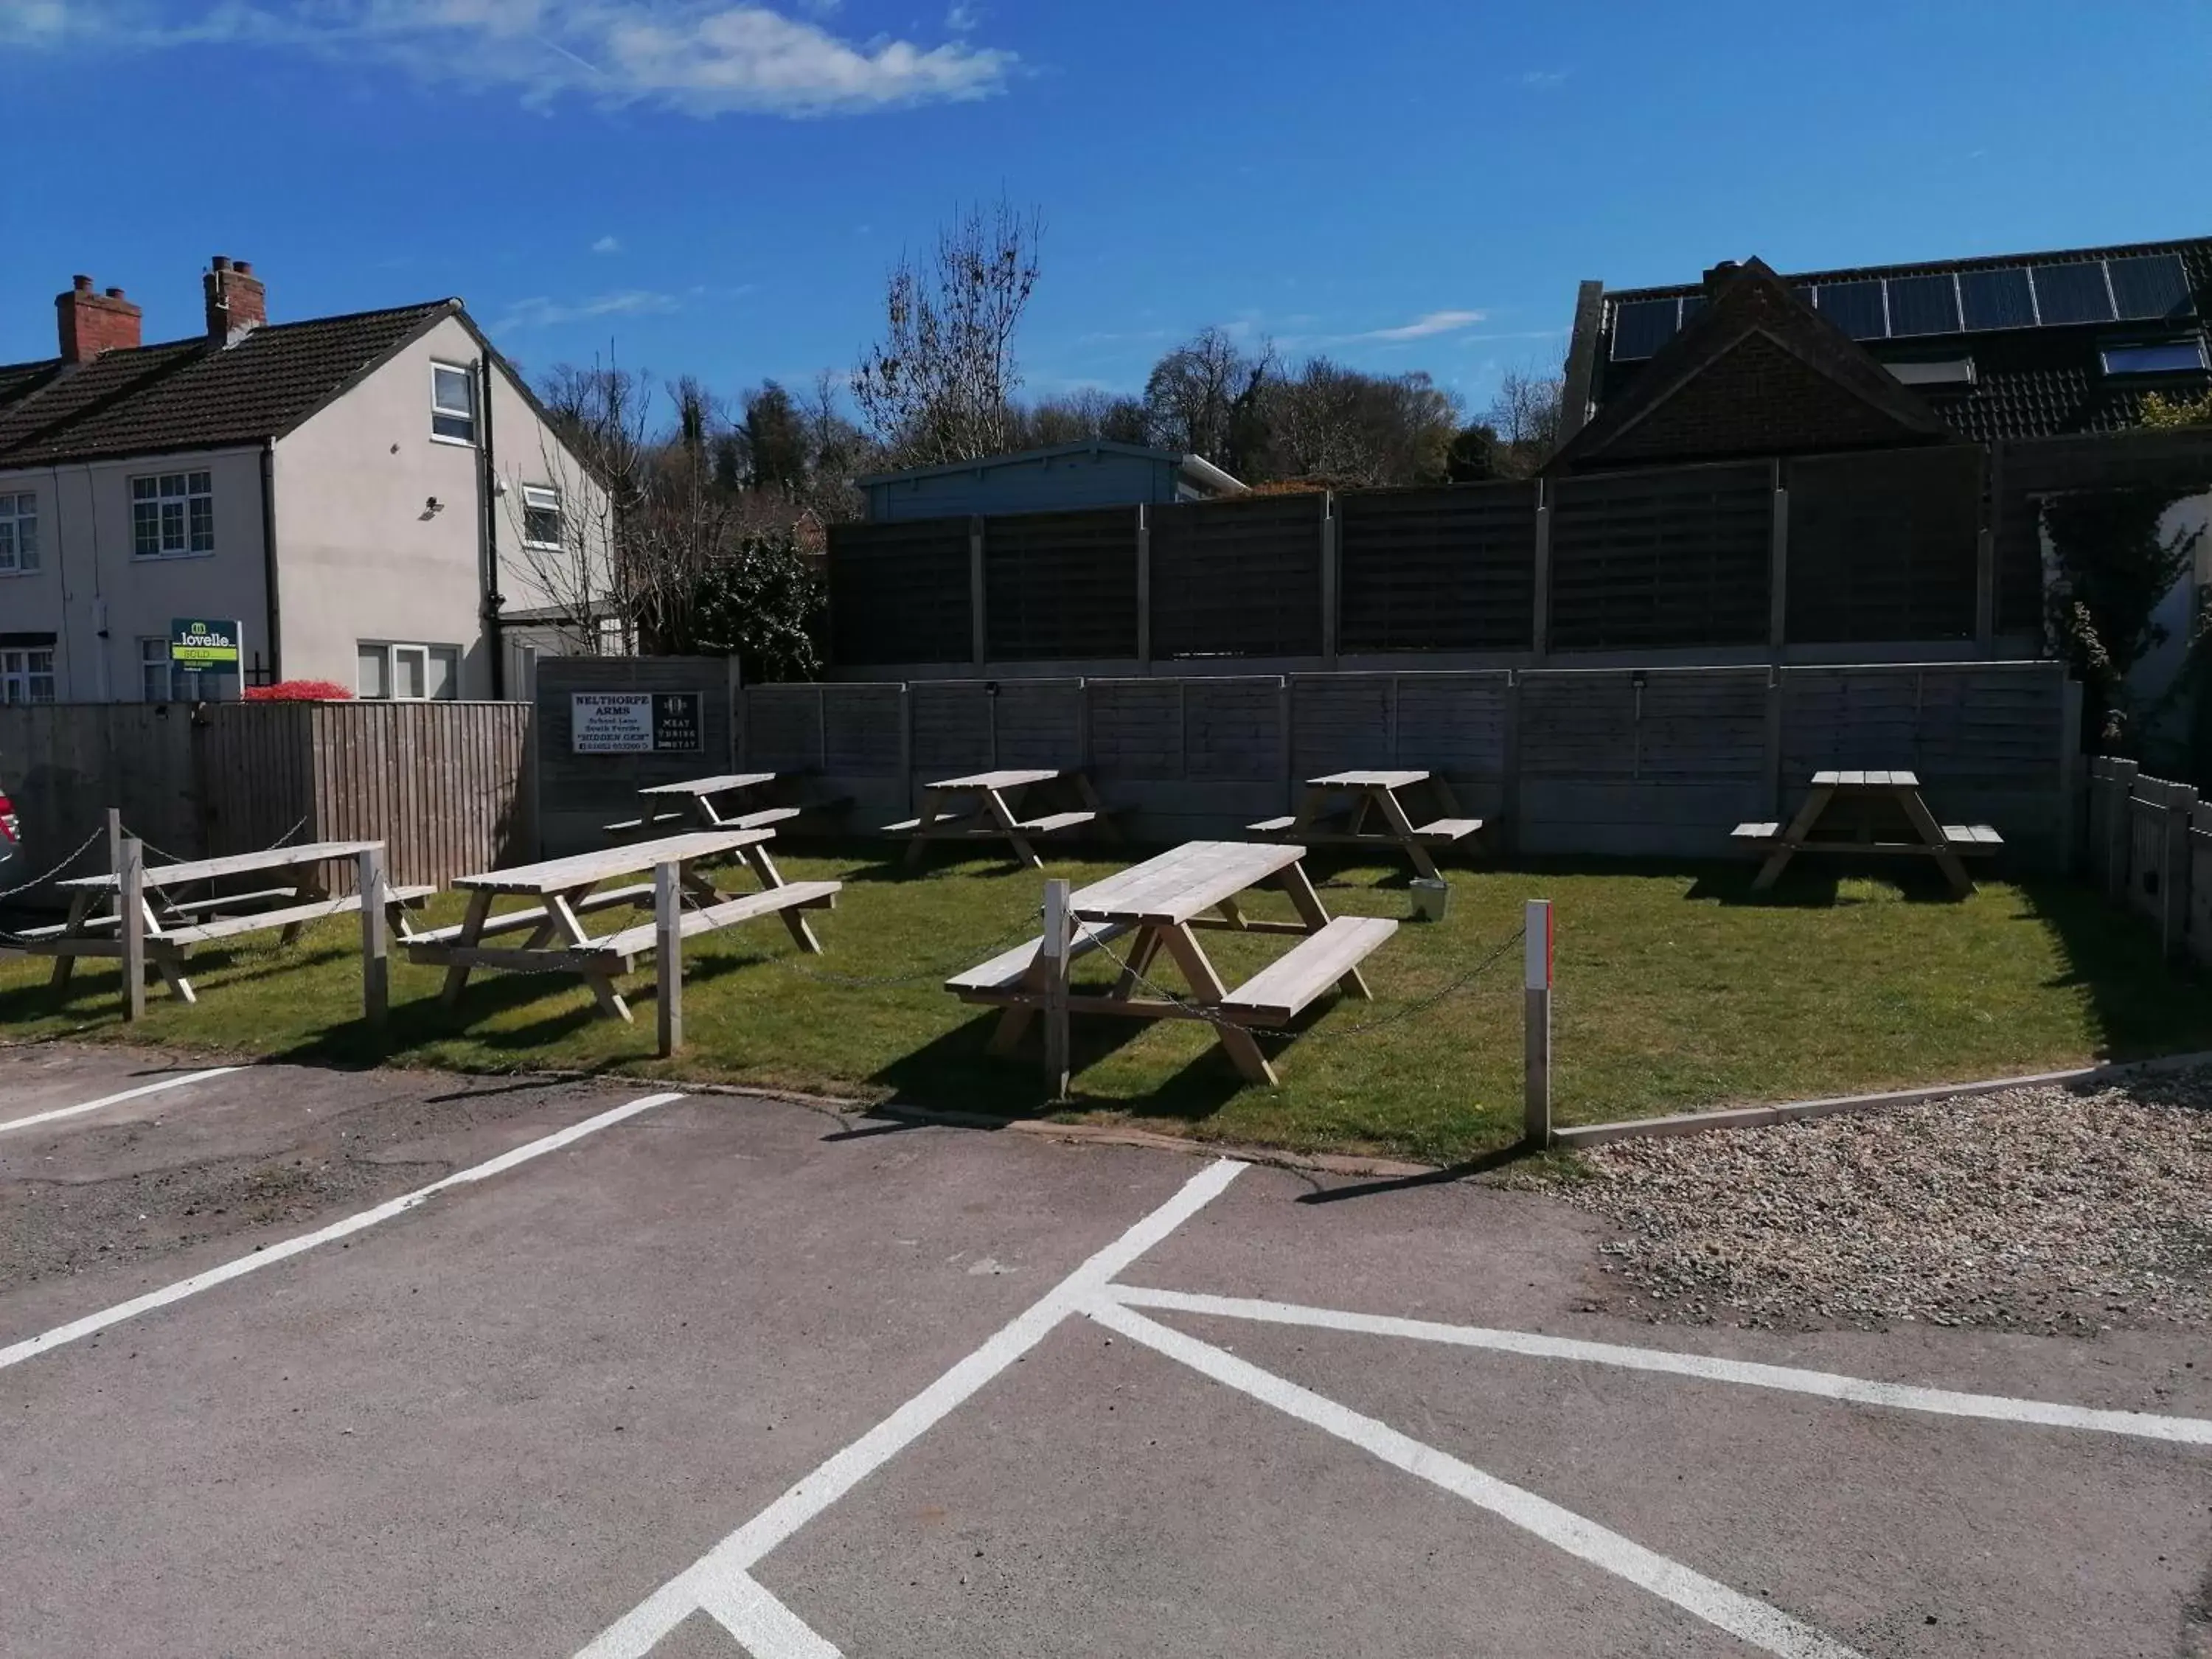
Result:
[1408, 877, 1450, 923]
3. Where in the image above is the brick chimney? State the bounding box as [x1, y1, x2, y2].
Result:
[204, 255, 268, 347]
[55, 275, 143, 363]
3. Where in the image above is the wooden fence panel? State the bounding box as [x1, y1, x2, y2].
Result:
[1786, 448, 1981, 643]
[1337, 484, 1537, 653]
[909, 682, 992, 775]
[827, 517, 975, 666]
[1548, 464, 1774, 652]
[535, 657, 732, 855]
[1150, 495, 1325, 659]
[984, 508, 1138, 662]
[1087, 681, 1185, 779]
[290, 701, 530, 888]
[0, 704, 198, 890]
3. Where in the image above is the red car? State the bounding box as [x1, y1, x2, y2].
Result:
[0, 775, 16, 870]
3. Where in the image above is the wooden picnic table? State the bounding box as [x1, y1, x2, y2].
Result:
[18, 840, 433, 1005]
[1733, 771, 2003, 897]
[406, 827, 838, 1023]
[887, 767, 1115, 869]
[1249, 769, 1483, 880]
[947, 840, 1397, 1086]
[605, 772, 787, 840]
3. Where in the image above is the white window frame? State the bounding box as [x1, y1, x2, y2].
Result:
[131, 470, 215, 560]
[520, 483, 566, 551]
[0, 492, 38, 574]
[356, 639, 462, 701]
[137, 635, 234, 704]
[431, 361, 478, 445]
[0, 645, 56, 705]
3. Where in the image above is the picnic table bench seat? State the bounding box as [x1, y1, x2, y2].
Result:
[602, 810, 690, 838]
[406, 880, 659, 947]
[1410, 817, 1484, 842]
[161, 886, 436, 946]
[1733, 819, 2003, 854]
[588, 880, 839, 963]
[1216, 915, 1397, 1026]
[945, 918, 1133, 995]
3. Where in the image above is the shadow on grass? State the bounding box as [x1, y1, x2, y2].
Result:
[1683, 858, 1965, 907]
[2013, 877, 2212, 1062]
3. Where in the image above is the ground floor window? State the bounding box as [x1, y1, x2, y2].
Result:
[357, 640, 460, 700]
[0, 644, 56, 704]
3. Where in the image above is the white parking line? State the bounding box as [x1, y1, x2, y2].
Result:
[1105, 1286, 2212, 1447]
[700, 1573, 844, 1659]
[1088, 1298, 1868, 1659]
[0, 1066, 242, 1137]
[0, 1090, 688, 1373]
[573, 1157, 1250, 1659]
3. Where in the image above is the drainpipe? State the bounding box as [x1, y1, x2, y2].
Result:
[478, 356, 506, 699]
[260, 439, 282, 686]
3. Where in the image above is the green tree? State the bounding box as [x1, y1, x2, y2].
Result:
[743, 380, 810, 493]
[686, 530, 826, 684]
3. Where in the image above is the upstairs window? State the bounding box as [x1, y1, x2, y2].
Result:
[0, 493, 36, 573]
[131, 470, 214, 558]
[521, 484, 565, 549]
[2102, 340, 2211, 376]
[432, 362, 477, 444]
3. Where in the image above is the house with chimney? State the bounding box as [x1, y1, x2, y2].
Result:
[0, 257, 605, 705]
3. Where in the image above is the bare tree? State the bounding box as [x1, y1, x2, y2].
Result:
[1143, 327, 1267, 465]
[1017, 386, 1150, 448]
[852, 198, 1043, 467]
[1486, 368, 1565, 462]
[1255, 360, 1462, 487]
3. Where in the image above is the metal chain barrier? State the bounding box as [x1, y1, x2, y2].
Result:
[0, 827, 105, 902]
[124, 814, 310, 869]
[676, 876, 1043, 988]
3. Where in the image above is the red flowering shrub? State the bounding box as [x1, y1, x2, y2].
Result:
[244, 679, 353, 702]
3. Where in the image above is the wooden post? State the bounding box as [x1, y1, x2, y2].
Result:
[120, 835, 147, 1023]
[655, 860, 684, 1057]
[1530, 479, 1552, 660]
[1042, 876, 1071, 1101]
[1767, 462, 1789, 655]
[1319, 493, 1340, 668]
[358, 844, 389, 1029]
[1134, 505, 1152, 669]
[968, 515, 988, 669]
[1523, 898, 1551, 1149]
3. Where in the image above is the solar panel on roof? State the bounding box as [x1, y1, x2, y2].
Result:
[2028, 262, 2115, 325]
[1609, 297, 1682, 361]
[1960, 267, 2037, 331]
[1886, 273, 1961, 336]
[1814, 280, 1888, 340]
[2108, 253, 2194, 321]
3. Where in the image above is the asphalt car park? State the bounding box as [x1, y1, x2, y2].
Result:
[1, 1045, 2208, 1658]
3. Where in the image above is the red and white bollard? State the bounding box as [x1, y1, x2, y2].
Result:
[1523, 898, 1552, 1148]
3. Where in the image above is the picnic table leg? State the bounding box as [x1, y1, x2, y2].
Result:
[735, 841, 824, 955]
[1071, 772, 1121, 842]
[439, 890, 494, 1008]
[148, 936, 197, 1004]
[1156, 922, 1277, 1086]
[1430, 773, 1467, 820]
[550, 889, 632, 1022]
[986, 785, 1043, 870]
[986, 939, 1045, 1054]
[1893, 788, 1978, 897]
[1109, 924, 1166, 999]
[46, 891, 93, 991]
[277, 869, 327, 946]
[1277, 859, 1374, 1001]
[1753, 786, 1832, 893]
[1370, 786, 1443, 881]
[1285, 785, 1329, 837]
[904, 788, 946, 869]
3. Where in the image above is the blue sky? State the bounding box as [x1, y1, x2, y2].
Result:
[6, 1, 2210, 420]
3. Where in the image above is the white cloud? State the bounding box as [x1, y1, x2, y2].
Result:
[1520, 68, 1568, 88]
[495, 288, 683, 330]
[2, 1, 1017, 116]
[591, 234, 622, 254]
[1353, 309, 1487, 342]
[945, 1, 978, 30]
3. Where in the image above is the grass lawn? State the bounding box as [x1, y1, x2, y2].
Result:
[3, 844, 2205, 1165]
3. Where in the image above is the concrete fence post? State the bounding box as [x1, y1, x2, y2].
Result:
[2101, 757, 2139, 904]
[655, 860, 684, 1058]
[2156, 780, 2197, 961]
[1523, 898, 1552, 1149]
[358, 843, 389, 1029]
[1042, 876, 1071, 1102]
[119, 835, 147, 1023]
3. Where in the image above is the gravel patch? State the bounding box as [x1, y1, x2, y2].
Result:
[1555, 1071, 2212, 1336]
